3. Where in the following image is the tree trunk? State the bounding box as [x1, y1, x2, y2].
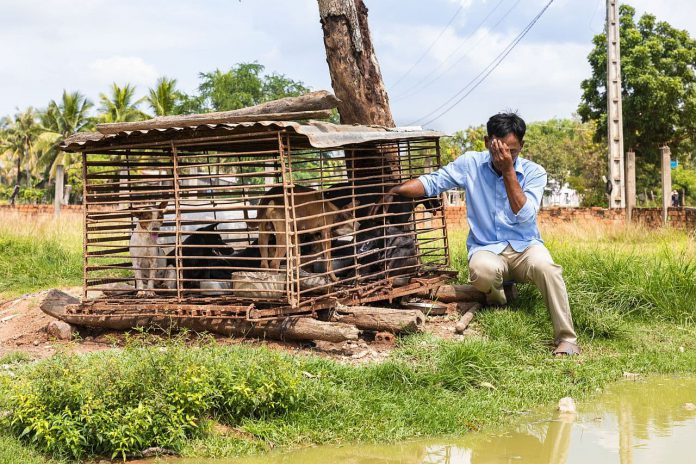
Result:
[317, 0, 394, 127]
[317, 0, 399, 181]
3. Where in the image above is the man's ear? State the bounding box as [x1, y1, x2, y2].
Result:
[519, 140, 525, 149]
[484, 136, 490, 149]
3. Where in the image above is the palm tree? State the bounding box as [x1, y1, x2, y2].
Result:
[98, 83, 148, 123]
[147, 77, 182, 116]
[0, 108, 42, 186]
[37, 90, 94, 184]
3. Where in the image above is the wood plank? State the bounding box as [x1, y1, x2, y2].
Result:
[96, 90, 339, 134]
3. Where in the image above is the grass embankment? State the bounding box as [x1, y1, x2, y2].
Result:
[0, 217, 695, 462]
[0, 211, 82, 299]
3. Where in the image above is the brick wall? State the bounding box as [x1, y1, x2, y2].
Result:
[445, 205, 696, 230]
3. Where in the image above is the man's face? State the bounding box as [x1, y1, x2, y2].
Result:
[484, 133, 524, 162]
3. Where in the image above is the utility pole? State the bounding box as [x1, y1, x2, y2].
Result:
[606, 0, 625, 208]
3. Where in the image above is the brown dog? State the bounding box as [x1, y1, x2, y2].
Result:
[256, 185, 355, 281]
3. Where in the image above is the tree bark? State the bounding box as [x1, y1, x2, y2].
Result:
[317, 0, 399, 181]
[317, 0, 394, 127]
[415, 284, 487, 304]
[330, 305, 424, 333]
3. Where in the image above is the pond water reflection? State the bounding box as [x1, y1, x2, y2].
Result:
[170, 376, 696, 464]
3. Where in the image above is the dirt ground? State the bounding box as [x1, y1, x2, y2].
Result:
[0, 288, 473, 364]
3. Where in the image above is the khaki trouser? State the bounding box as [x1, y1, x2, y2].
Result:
[468, 245, 577, 345]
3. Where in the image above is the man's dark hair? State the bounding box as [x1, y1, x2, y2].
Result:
[486, 112, 526, 141]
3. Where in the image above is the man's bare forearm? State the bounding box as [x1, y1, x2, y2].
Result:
[501, 168, 527, 214]
[390, 179, 426, 198]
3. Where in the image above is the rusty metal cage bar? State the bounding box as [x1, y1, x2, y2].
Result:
[78, 129, 449, 319]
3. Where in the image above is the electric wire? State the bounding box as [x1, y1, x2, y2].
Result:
[389, 3, 464, 90]
[393, 0, 515, 101]
[409, 0, 555, 127]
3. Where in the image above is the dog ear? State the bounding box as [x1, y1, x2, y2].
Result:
[157, 201, 168, 212]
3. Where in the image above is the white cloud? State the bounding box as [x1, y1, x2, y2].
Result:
[87, 56, 159, 88]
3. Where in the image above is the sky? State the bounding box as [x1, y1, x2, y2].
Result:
[2, 0, 696, 134]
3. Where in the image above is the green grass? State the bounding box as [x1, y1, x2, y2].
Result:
[0, 212, 82, 299]
[0, 218, 695, 461]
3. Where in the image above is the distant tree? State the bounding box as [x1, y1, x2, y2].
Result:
[0, 108, 42, 186]
[525, 119, 605, 206]
[147, 77, 183, 116]
[197, 62, 309, 112]
[578, 5, 696, 191]
[440, 126, 486, 165]
[37, 90, 94, 185]
[98, 83, 148, 123]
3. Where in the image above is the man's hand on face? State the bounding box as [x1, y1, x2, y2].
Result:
[490, 138, 515, 174]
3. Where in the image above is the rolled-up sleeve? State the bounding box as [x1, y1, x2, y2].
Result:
[513, 167, 547, 224]
[417, 155, 468, 197]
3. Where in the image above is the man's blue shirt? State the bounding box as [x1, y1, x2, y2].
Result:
[418, 150, 546, 259]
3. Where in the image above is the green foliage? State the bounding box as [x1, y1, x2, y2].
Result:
[0, 352, 32, 365]
[525, 119, 606, 206]
[0, 233, 82, 296]
[197, 62, 309, 112]
[579, 4, 696, 192]
[146, 77, 184, 116]
[98, 83, 149, 123]
[440, 126, 486, 165]
[672, 166, 696, 204]
[2, 343, 300, 460]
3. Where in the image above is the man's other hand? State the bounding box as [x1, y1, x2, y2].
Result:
[368, 187, 398, 217]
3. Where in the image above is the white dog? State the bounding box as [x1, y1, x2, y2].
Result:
[129, 201, 169, 297]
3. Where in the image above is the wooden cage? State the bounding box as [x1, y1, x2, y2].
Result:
[61, 121, 452, 321]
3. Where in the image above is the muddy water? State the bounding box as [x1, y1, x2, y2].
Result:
[170, 376, 696, 464]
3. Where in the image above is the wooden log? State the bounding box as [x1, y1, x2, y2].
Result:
[39, 290, 359, 343]
[415, 284, 486, 304]
[96, 90, 340, 134]
[455, 303, 481, 334]
[330, 305, 424, 334]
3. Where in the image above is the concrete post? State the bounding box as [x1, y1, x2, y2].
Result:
[625, 151, 636, 221]
[54, 164, 64, 217]
[660, 145, 671, 225]
[606, 0, 626, 208]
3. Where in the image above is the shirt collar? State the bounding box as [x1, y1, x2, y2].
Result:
[484, 150, 525, 177]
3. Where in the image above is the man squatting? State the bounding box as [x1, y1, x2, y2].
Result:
[376, 112, 580, 356]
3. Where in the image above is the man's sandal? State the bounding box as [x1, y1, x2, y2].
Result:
[553, 341, 581, 356]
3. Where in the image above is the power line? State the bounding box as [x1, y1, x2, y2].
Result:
[409, 0, 555, 127]
[393, 0, 515, 101]
[389, 3, 464, 90]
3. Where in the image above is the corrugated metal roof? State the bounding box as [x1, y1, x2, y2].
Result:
[60, 120, 443, 152]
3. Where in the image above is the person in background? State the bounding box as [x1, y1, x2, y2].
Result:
[373, 112, 580, 356]
[671, 190, 680, 208]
